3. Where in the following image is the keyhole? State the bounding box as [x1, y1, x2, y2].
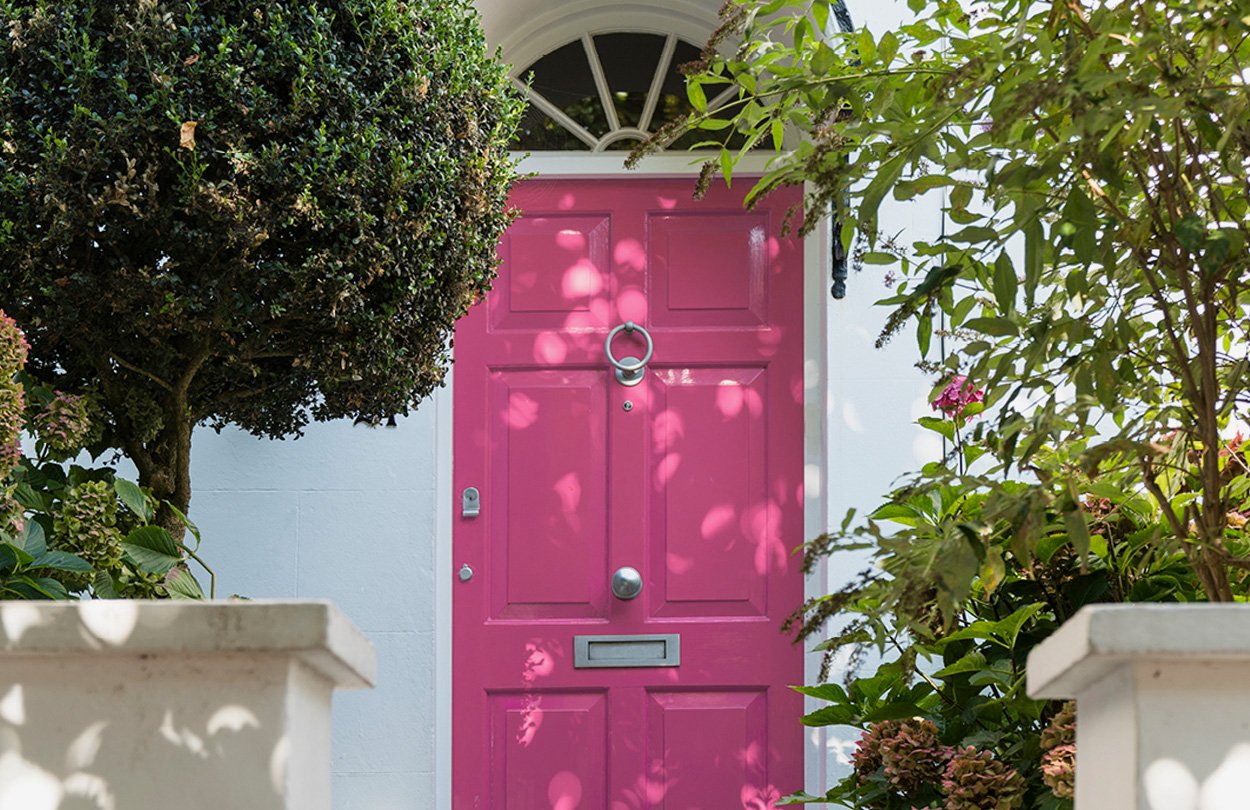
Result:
[622, 401, 634, 412]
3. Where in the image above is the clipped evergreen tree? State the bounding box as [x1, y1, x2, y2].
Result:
[0, 0, 523, 529]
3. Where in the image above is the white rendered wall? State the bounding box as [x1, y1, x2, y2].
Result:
[190, 409, 440, 808]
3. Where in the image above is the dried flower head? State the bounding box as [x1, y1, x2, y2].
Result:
[851, 720, 896, 779]
[941, 747, 1026, 810]
[0, 489, 24, 537]
[35, 392, 93, 456]
[852, 718, 952, 797]
[53, 480, 123, 590]
[0, 310, 29, 375]
[1041, 744, 1075, 799]
[0, 379, 24, 478]
[1040, 701, 1076, 750]
[0, 438, 20, 477]
[880, 719, 951, 793]
[931, 375, 985, 418]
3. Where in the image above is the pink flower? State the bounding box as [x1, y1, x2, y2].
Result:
[931, 375, 985, 418]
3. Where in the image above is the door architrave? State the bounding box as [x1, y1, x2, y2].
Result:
[433, 151, 833, 808]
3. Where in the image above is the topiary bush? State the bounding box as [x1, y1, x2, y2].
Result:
[0, 0, 523, 529]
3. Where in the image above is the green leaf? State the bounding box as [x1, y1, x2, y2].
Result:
[30, 577, 70, 600]
[948, 225, 997, 243]
[934, 649, 988, 677]
[92, 570, 119, 599]
[122, 526, 181, 574]
[165, 502, 202, 550]
[0, 544, 24, 574]
[992, 252, 1017, 313]
[917, 312, 933, 357]
[125, 525, 179, 556]
[1175, 215, 1205, 253]
[1064, 505, 1092, 559]
[801, 703, 859, 726]
[965, 317, 1019, 337]
[895, 174, 955, 200]
[17, 520, 47, 557]
[31, 550, 92, 573]
[863, 703, 926, 722]
[114, 479, 153, 521]
[792, 683, 849, 703]
[856, 29, 876, 64]
[123, 543, 181, 574]
[878, 31, 899, 65]
[859, 153, 907, 235]
[719, 148, 733, 187]
[687, 80, 707, 113]
[950, 182, 973, 211]
[918, 415, 955, 441]
[166, 567, 205, 600]
[1061, 187, 1099, 263]
[996, 602, 1045, 648]
[8, 576, 65, 600]
[861, 251, 898, 265]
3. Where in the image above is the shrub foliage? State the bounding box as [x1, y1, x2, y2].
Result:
[0, 0, 522, 522]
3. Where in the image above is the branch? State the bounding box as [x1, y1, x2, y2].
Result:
[108, 353, 173, 393]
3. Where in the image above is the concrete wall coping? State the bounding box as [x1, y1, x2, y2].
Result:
[1027, 604, 1250, 700]
[0, 599, 376, 689]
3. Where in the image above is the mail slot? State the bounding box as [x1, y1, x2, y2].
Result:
[573, 634, 680, 668]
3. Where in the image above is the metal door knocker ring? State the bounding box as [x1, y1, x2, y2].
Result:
[604, 321, 653, 387]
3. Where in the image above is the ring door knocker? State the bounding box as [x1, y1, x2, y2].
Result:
[604, 321, 654, 387]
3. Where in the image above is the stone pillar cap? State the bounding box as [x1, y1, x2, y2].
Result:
[1027, 604, 1250, 700]
[0, 599, 376, 689]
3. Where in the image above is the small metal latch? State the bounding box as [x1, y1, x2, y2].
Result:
[462, 487, 480, 518]
[458, 564, 474, 582]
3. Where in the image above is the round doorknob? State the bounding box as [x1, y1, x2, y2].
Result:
[611, 566, 643, 600]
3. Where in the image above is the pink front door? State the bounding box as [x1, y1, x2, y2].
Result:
[453, 178, 806, 809]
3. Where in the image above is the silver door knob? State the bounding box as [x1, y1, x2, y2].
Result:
[611, 566, 643, 600]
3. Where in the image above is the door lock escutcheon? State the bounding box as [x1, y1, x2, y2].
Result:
[461, 487, 480, 518]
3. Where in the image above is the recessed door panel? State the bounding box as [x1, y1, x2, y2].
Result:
[649, 212, 769, 327]
[489, 369, 608, 620]
[493, 215, 612, 331]
[489, 691, 608, 809]
[646, 690, 771, 810]
[649, 367, 768, 618]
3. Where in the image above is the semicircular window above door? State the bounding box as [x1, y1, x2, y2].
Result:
[513, 33, 750, 152]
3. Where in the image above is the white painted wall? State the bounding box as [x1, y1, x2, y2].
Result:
[190, 410, 441, 808]
[185, 1, 937, 807]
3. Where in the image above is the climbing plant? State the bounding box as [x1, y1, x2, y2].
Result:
[634, 0, 1250, 804]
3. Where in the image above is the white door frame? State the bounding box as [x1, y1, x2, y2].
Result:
[432, 151, 834, 808]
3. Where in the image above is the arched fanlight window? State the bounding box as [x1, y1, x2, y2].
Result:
[513, 33, 743, 152]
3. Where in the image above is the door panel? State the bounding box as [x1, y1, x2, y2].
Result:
[489, 369, 609, 620]
[648, 367, 767, 618]
[645, 690, 771, 810]
[489, 690, 608, 809]
[455, 179, 805, 809]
